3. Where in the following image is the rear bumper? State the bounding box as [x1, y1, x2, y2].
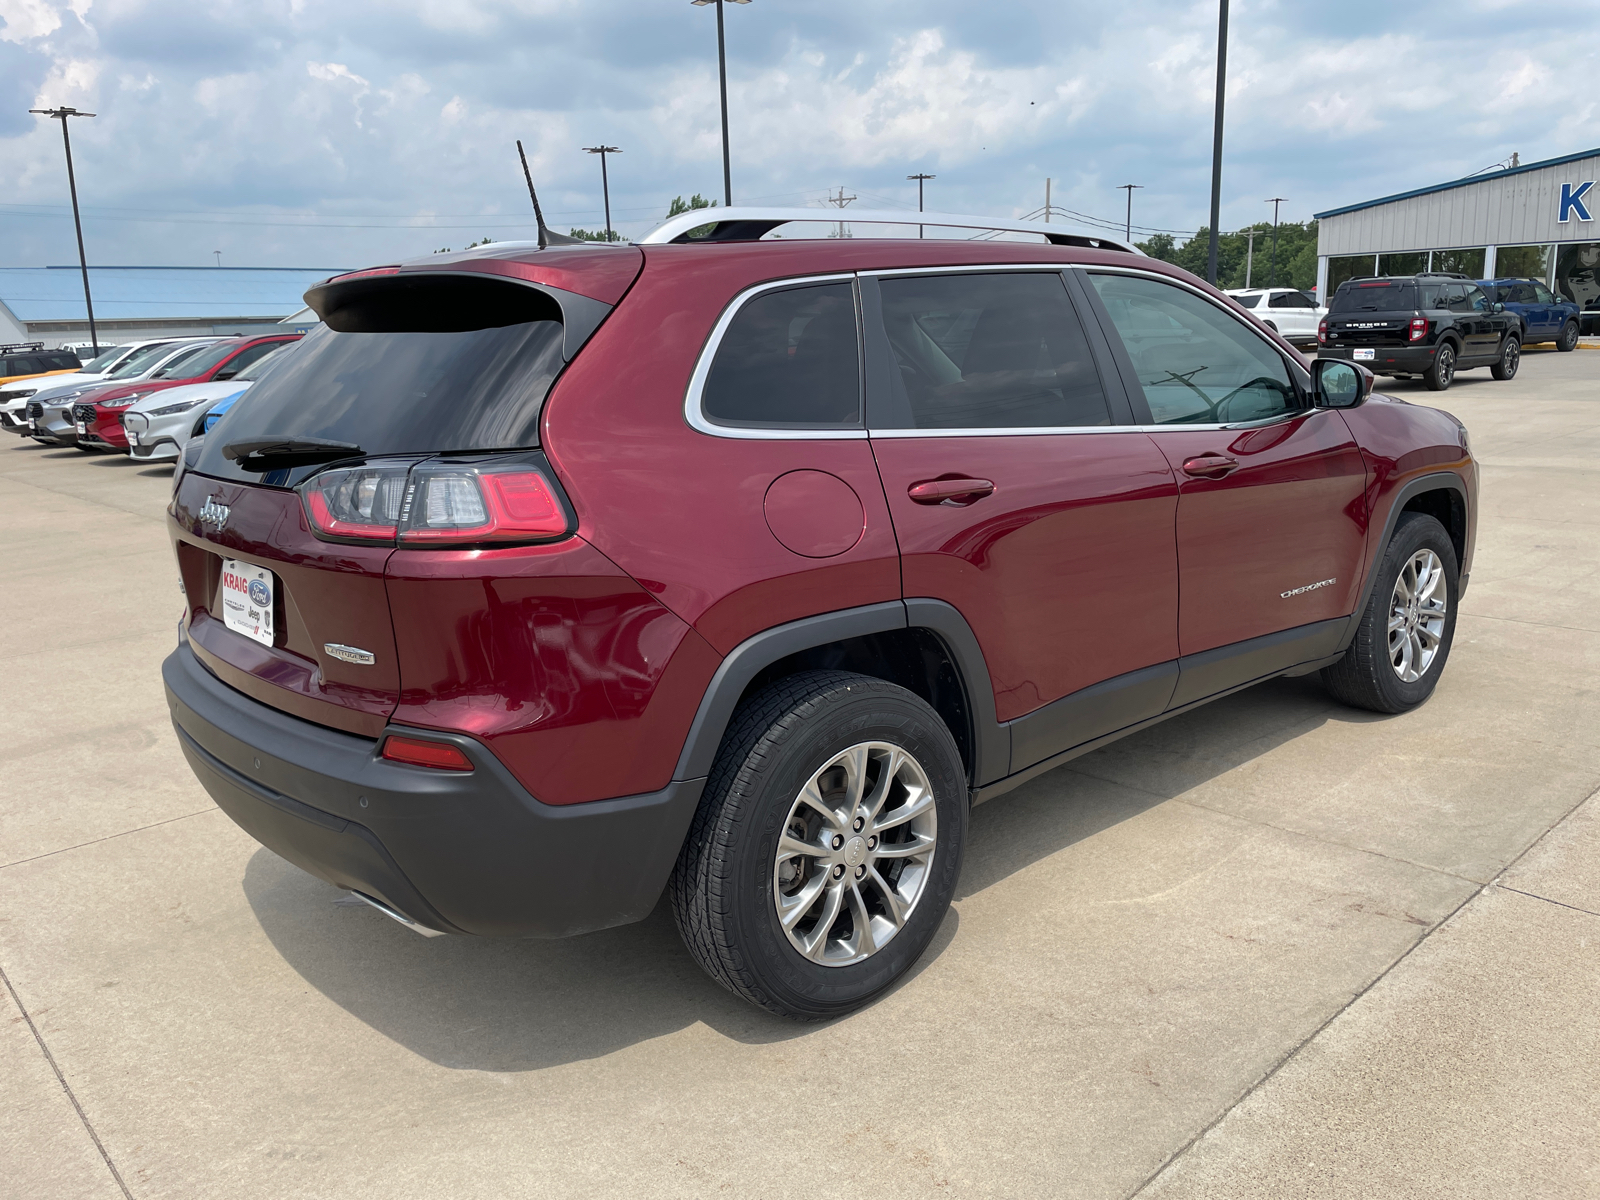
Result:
[164, 643, 705, 938]
[1318, 344, 1437, 373]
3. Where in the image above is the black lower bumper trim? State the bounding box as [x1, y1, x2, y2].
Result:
[164, 644, 706, 938]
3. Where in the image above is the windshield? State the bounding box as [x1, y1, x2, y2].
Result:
[193, 319, 566, 484]
[232, 345, 288, 382]
[81, 346, 129, 372]
[1330, 282, 1418, 314]
[108, 343, 181, 378]
[154, 340, 240, 379]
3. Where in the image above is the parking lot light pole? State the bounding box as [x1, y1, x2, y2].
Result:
[584, 146, 621, 241]
[1266, 196, 1286, 288]
[690, 0, 750, 207]
[908, 172, 934, 238]
[30, 106, 100, 354]
[1118, 183, 1143, 242]
[1207, 0, 1228, 285]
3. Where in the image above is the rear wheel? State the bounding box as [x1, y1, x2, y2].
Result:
[1322, 512, 1458, 714]
[1490, 334, 1521, 380]
[670, 671, 967, 1020]
[1423, 343, 1457, 391]
[1557, 320, 1579, 352]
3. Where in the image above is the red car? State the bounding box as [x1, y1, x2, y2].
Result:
[73, 333, 301, 451]
[164, 210, 1476, 1019]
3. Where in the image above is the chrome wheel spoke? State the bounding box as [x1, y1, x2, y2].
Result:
[871, 833, 936, 859]
[867, 866, 910, 927]
[799, 881, 846, 960]
[778, 871, 829, 931]
[845, 884, 877, 957]
[872, 790, 934, 834]
[862, 747, 904, 822]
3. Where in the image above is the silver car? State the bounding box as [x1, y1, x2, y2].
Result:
[121, 345, 290, 462]
[23, 339, 221, 446]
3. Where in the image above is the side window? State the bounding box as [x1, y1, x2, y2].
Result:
[47, 353, 80, 370]
[701, 282, 860, 428]
[1268, 291, 1313, 309]
[1088, 273, 1298, 425]
[1533, 283, 1557, 304]
[1464, 286, 1490, 313]
[214, 342, 279, 379]
[874, 272, 1111, 429]
[0, 359, 16, 376]
[1233, 293, 1261, 308]
[1508, 283, 1537, 304]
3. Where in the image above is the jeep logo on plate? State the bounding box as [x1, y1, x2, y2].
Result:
[198, 497, 230, 530]
[248, 579, 270, 606]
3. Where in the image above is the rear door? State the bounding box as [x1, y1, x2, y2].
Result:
[863, 269, 1180, 769]
[1267, 290, 1318, 339]
[1082, 269, 1369, 701]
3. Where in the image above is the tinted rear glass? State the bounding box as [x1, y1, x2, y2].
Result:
[192, 320, 565, 484]
[1330, 282, 1418, 313]
[701, 282, 861, 428]
[1233, 293, 1261, 308]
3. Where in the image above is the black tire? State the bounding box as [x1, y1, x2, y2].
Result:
[1423, 342, 1457, 391]
[1490, 334, 1520, 381]
[1322, 512, 1459, 714]
[670, 670, 967, 1020]
[1556, 320, 1579, 352]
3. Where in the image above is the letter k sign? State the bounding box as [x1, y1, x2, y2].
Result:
[1560, 181, 1595, 223]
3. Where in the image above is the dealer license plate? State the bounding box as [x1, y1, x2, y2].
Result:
[1354, 348, 1376, 361]
[27, 419, 36, 432]
[220, 559, 275, 648]
[127, 432, 139, 446]
[75, 421, 87, 434]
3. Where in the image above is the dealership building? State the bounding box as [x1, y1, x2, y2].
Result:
[0, 265, 340, 349]
[1314, 146, 1600, 309]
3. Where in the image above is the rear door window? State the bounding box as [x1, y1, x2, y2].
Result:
[1088, 272, 1297, 425]
[700, 281, 861, 428]
[1268, 291, 1314, 308]
[872, 272, 1110, 428]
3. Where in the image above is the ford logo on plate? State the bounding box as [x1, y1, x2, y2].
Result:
[248, 579, 270, 606]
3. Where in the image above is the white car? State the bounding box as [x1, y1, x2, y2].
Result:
[17, 339, 222, 445]
[1224, 287, 1326, 347]
[121, 345, 290, 461]
[0, 338, 213, 436]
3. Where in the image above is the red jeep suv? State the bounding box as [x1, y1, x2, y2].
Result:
[164, 209, 1476, 1019]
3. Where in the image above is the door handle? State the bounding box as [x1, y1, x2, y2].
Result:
[1181, 455, 1239, 479]
[908, 477, 995, 505]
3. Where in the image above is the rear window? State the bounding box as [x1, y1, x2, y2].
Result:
[1330, 282, 1418, 313]
[193, 276, 568, 484]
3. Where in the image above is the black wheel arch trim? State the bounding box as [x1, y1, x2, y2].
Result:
[1340, 469, 1470, 653]
[673, 599, 1008, 789]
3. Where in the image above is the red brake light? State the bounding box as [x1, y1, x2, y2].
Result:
[397, 465, 570, 546]
[381, 735, 473, 771]
[1409, 317, 1428, 342]
[1317, 318, 1328, 345]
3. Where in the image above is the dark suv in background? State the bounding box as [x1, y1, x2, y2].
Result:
[164, 211, 1477, 1019]
[1318, 273, 1521, 390]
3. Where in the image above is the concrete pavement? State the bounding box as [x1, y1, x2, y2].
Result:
[2, 347, 1596, 1199]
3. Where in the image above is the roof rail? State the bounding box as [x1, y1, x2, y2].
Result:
[636, 206, 1141, 254]
[1, 342, 46, 354]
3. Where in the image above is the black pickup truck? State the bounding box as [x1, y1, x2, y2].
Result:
[1318, 273, 1522, 391]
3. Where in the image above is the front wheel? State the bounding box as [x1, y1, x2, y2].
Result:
[1322, 512, 1459, 714]
[670, 671, 967, 1020]
[1491, 335, 1521, 380]
[1557, 320, 1579, 352]
[1423, 343, 1456, 391]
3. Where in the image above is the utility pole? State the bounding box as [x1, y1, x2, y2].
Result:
[584, 145, 621, 241]
[1244, 228, 1256, 288]
[30, 106, 100, 354]
[1207, 0, 1229, 285]
[1117, 183, 1144, 242]
[690, 0, 750, 207]
[908, 173, 935, 238]
[1266, 196, 1286, 287]
[1045, 177, 1052, 223]
[214, 250, 222, 267]
[826, 186, 857, 239]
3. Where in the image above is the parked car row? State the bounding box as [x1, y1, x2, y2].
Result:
[0, 333, 301, 461]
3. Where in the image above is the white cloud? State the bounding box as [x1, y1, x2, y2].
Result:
[0, 0, 61, 42]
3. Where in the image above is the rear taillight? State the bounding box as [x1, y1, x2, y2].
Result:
[381, 735, 473, 771]
[1317, 319, 1328, 345]
[1409, 317, 1428, 342]
[301, 463, 409, 543]
[298, 454, 572, 547]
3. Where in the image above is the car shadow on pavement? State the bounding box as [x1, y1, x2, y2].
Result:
[243, 673, 1381, 1071]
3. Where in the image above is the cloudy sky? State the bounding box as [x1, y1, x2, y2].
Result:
[2, 0, 1596, 268]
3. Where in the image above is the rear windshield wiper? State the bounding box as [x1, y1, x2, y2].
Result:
[222, 436, 364, 470]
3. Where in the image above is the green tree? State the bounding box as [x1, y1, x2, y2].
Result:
[667, 194, 717, 217]
[1135, 232, 1178, 262]
[567, 228, 627, 243]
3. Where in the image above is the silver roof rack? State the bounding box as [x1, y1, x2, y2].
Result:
[636, 206, 1141, 254]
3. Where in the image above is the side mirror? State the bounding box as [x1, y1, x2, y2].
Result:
[214, 367, 238, 380]
[1491, 301, 1505, 313]
[1312, 358, 1372, 409]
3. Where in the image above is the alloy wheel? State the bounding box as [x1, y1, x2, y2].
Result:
[1502, 339, 1519, 376]
[1437, 346, 1455, 385]
[772, 741, 937, 967]
[1388, 548, 1447, 682]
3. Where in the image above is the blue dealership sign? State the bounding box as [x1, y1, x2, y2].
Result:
[1560, 181, 1594, 223]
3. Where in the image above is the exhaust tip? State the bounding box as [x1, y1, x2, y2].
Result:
[348, 891, 448, 938]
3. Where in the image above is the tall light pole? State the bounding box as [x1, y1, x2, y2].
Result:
[1117, 183, 1143, 242]
[30, 106, 100, 353]
[690, 0, 750, 207]
[1207, 0, 1229, 285]
[908, 172, 934, 238]
[1266, 196, 1286, 287]
[584, 146, 621, 241]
